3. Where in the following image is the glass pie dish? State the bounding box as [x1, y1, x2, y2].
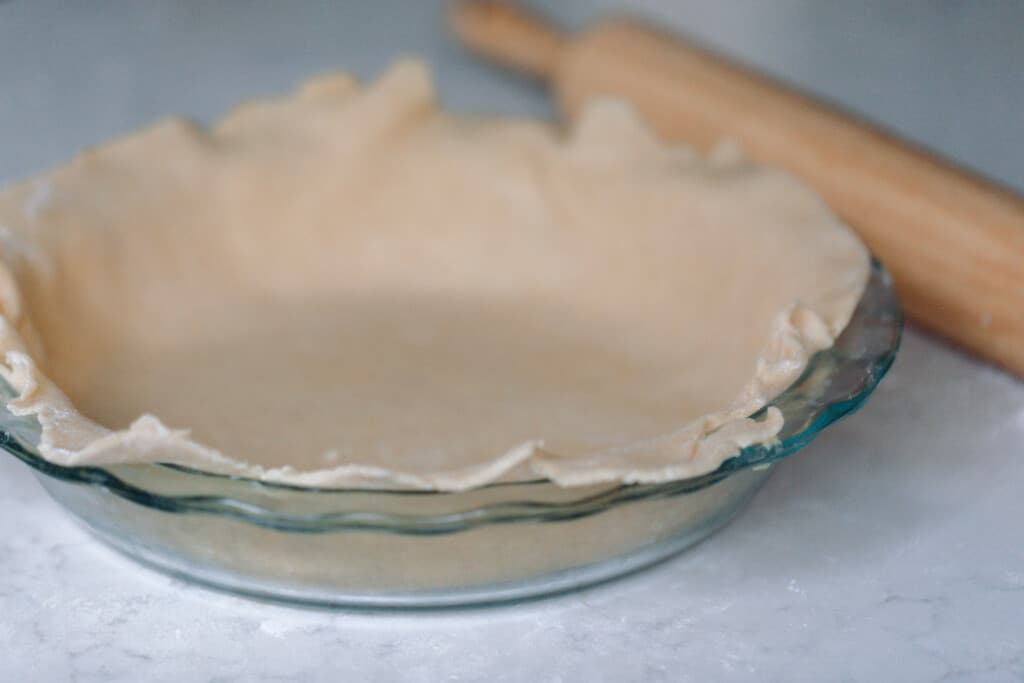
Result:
[0, 260, 900, 608]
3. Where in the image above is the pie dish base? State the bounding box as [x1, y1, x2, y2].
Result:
[36, 464, 771, 608]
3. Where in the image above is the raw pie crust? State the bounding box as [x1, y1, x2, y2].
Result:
[0, 62, 869, 491]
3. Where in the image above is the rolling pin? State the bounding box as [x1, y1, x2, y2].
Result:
[452, 1, 1024, 377]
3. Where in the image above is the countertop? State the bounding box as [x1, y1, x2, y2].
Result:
[1, 2, 1022, 681]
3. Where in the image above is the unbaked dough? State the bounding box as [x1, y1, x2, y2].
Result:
[0, 61, 869, 491]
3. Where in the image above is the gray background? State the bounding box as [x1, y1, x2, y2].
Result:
[1, 2, 1023, 681]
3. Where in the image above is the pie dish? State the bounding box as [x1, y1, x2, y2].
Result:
[3, 260, 899, 606]
[0, 61, 900, 606]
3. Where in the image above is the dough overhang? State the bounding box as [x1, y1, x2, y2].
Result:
[0, 61, 870, 491]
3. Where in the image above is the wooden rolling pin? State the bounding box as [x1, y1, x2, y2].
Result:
[452, 1, 1024, 377]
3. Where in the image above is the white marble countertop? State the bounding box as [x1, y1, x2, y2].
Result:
[1, 2, 1022, 681]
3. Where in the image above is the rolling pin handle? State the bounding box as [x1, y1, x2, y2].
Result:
[450, 0, 566, 80]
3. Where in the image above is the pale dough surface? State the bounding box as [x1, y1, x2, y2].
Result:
[0, 61, 869, 490]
